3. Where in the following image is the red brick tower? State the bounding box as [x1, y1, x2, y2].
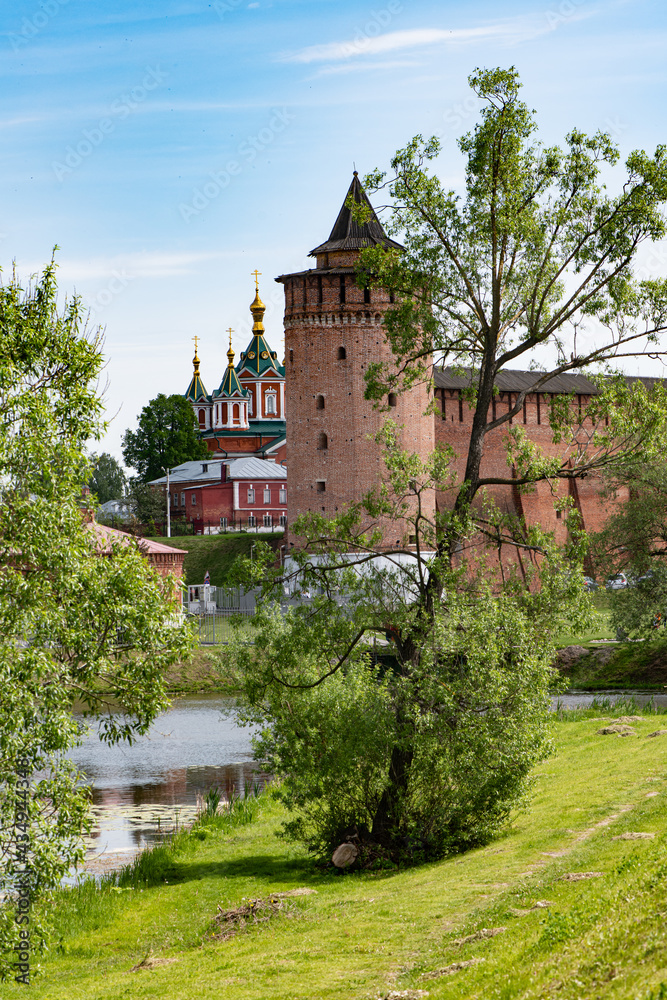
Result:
[276, 173, 434, 545]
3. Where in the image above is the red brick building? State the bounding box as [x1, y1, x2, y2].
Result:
[90, 521, 187, 581]
[151, 456, 287, 533]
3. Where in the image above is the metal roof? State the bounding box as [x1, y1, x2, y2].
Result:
[225, 457, 286, 480]
[149, 459, 226, 486]
[434, 367, 665, 395]
[308, 172, 404, 257]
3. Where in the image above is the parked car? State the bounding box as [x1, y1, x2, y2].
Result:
[583, 576, 598, 592]
[606, 572, 628, 590]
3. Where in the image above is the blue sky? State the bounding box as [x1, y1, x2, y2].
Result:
[2, 0, 666, 461]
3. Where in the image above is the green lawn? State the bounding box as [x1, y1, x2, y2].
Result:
[555, 591, 617, 647]
[8, 713, 667, 999]
[144, 532, 284, 587]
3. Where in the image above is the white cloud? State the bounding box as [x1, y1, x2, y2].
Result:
[281, 20, 554, 65]
[311, 59, 420, 78]
[14, 251, 233, 283]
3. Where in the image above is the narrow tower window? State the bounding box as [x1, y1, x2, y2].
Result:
[364, 286, 371, 304]
[317, 275, 323, 304]
[337, 346, 346, 360]
[339, 275, 346, 303]
[289, 348, 294, 364]
[316, 394, 325, 410]
[317, 432, 328, 450]
[388, 393, 397, 407]
[316, 480, 326, 493]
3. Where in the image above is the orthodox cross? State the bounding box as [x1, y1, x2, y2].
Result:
[251, 269, 262, 290]
[192, 334, 199, 353]
[226, 327, 234, 349]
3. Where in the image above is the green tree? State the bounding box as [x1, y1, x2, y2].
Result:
[125, 477, 168, 530]
[0, 261, 194, 979]
[227, 67, 667, 863]
[122, 393, 208, 482]
[592, 459, 667, 639]
[88, 451, 126, 504]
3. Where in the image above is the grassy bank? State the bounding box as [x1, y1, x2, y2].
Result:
[145, 531, 284, 587]
[7, 709, 667, 999]
[562, 639, 667, 691]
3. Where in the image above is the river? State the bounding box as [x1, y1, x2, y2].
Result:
[68, 694, 269, 876]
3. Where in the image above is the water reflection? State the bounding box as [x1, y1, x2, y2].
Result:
[552, 690, 667, 711]
[68, 695, 269, 863]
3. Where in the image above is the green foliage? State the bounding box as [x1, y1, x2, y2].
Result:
[87, 452, 126, 504]
[122, 393, 208, 482]
[125, 477, 168, 528]
[0, 260, 194, 978]
[235, 590, 555, 860]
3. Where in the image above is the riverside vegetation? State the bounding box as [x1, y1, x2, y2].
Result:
[6, 703, 667, 1000]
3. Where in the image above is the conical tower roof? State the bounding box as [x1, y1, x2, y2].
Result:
[309, 171, 403, 257]
[184, 338, 209, 401]
[216, 334, 248, 398]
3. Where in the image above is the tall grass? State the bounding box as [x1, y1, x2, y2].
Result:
[553, 694, 667, 722]
[43, 784, 264, 946]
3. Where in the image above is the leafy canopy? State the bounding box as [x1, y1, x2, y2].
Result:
[0, 261, 194, 978]
[122, 393, 208, 482]
[87, 451, 126, 504]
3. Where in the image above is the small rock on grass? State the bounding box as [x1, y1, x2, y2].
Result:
[646, 729, 667, 739]
[377, 992, 430, 999]
[560, 872, 604, 881]
[332, 843, 358, 868]
[422, 958, 485, 980]
[453, 927, 505, 945]
[596, 725, 635, 737]
[611, 832, 655, 841]
[609, 716, 643, 724]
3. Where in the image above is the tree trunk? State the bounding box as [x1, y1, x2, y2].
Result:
[371, 742, 413, 848]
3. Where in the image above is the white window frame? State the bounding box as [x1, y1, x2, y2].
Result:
[279, 513, 287, 527]
[263, 514, 272, 527]
[263, 487, 271, 503]
[191, 493, 197, 506]
[180, 492, 185, 506]
[279, 488, 287, 504]
[247, 487, 255, 504]
[265, 391, 277, 415]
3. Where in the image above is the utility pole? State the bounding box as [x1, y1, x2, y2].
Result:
[165, 467, 171, 538]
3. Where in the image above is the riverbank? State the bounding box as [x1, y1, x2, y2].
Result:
[8, 707, 667, 999]
[557, 639, 667, 691]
